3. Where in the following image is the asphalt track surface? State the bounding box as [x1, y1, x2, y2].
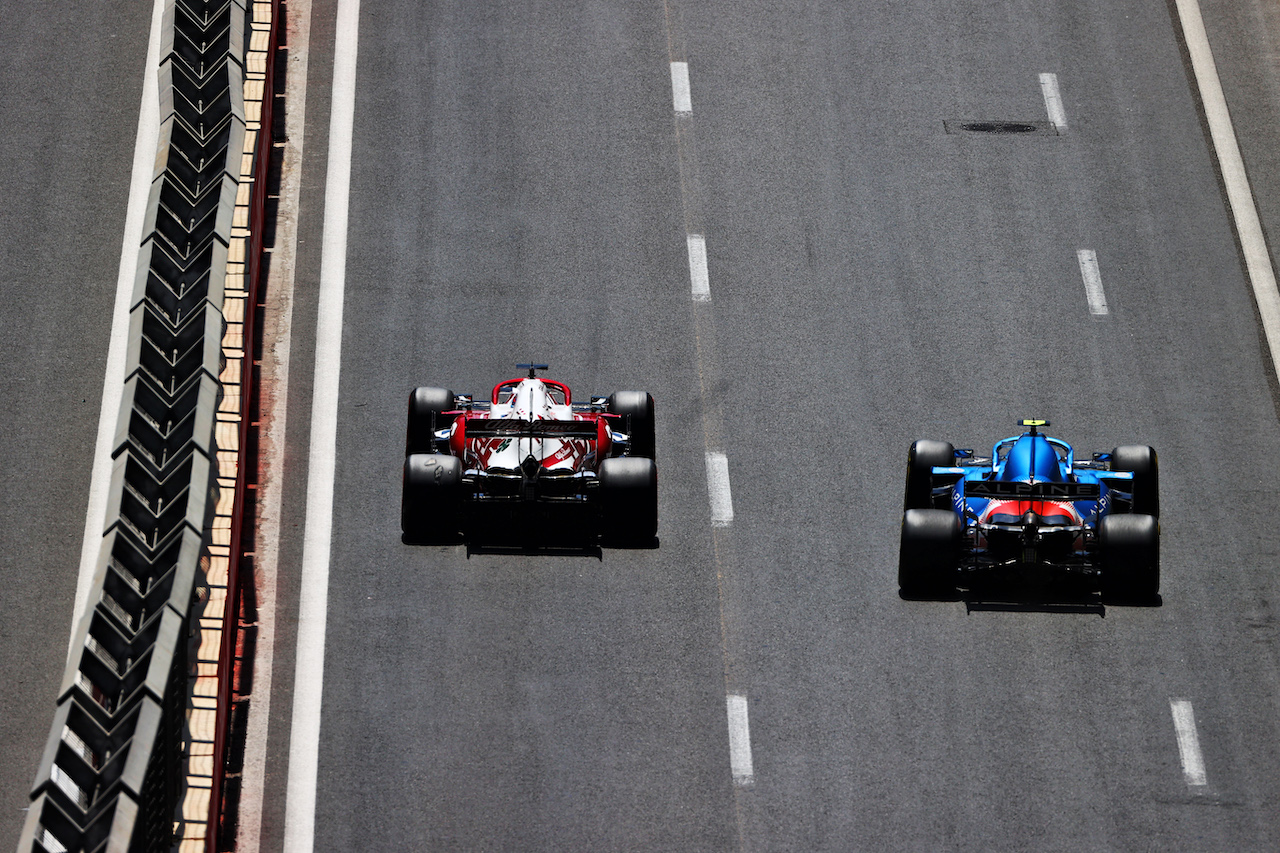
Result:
[0, 2, 154, 848]
[9, 0, 1280, 851]
[249, 0, 1280, 849]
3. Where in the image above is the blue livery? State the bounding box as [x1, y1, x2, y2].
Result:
[899, 420, 1159, 601]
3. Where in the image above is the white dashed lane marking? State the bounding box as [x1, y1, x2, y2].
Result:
[687, 234, 711, 302]
[1170, 699, 1209, 787]
[726, 694, 754, 786]
[705, 451, 734, 527]
[1077, 249, 1108, 316]
[670, 61, 692, 113]
[1040, 72, 1067, 130]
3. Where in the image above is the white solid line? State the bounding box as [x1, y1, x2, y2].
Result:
[1170, 699, 1208, 786]
[69, 0, 166, 660]
[1173, 0, 1280, 378]
[1040, 72, 1067, 130]
[1077, 249, 1108, 315]
[726, 694, 754, 785]
[282, 0, 360, 850]
[670, 61, 692, 113]
[687, 234, 711, 302]
[705, 451, 733, 527]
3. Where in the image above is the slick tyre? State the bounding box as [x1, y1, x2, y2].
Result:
[1099, 513, 1159, 602]
[599, 457, 658, 546]
[607, 391, 656, 460]
[898, 509, 961, 598]
[904, 440, 955, 510]
[402, 453, 463, 543]
[406, 387, 456, 455]
[1110, 445, 1159, 517]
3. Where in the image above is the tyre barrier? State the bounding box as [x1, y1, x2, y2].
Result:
[18, 1, 277, 850]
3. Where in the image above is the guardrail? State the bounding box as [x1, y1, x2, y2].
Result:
[18, 1, 276, 850]
[205, 0, 279, 847]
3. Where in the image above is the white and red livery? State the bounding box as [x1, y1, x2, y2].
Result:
[401, 364, 657, 545]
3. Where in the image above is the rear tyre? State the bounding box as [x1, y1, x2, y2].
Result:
[1110, 445, 1159, 516]
[898, 509, 961, 597]
[607, 391, 656, 460]
[598, 457, 658, 546]
[904, 440, 955, 509]
[402, 453, 463, 542]
[1099, 513, 1159, 602]
[406, 387, 456, 455]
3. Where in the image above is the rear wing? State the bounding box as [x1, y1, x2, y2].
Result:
[933, 465, 1133, 497]
[965, 480, 1100, 500]
[463, 419, 601, 439]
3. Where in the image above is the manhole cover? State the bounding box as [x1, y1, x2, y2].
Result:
[944, 120, 1058, 136]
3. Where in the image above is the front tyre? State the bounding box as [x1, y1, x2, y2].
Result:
[904, 440, 955, 509]
[898, 509, 961, 597]
[402, 453, 463, 543]
[1110, 445, 1159, 517]
[598, 457, 658, 546]
[607, 391, 656, 460]
[406, 387, 456, 455]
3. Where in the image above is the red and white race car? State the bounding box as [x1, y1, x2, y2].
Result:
[401, 364, 657, 544]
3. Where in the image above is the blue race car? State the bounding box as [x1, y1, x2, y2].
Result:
[898, 420, 1159, 600]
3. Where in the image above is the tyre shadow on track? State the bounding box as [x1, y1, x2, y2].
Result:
[463, 534, 661, 558]
[900, 583, 1162, 615]
[400, 531, 661, 558]
[465, 540, 604, 560]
